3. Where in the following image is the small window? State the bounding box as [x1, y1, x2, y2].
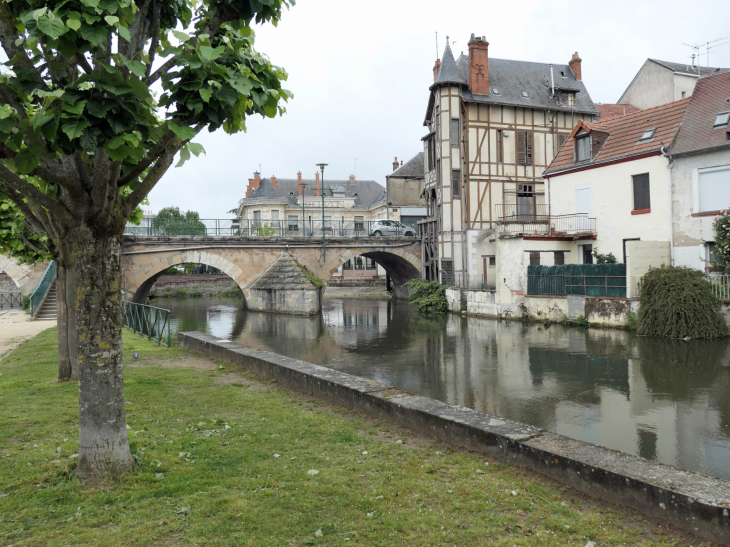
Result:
[492, 88, 499, 95]
[517, 130, 533, 166]
[560, 71, 566, 77]
[638, 128, 656, 142]
[681, 91, 686, 98]
[707, 242, 717, 265]
[529, 252, 541, 266]
[451, 119, 459, 147]
[633, 173, 651, 211]
[489, 256, 496, 266]
[714, 112, 730, 128]
[521, 91, 529, 98]
[575, 136, 591, 162]
[452, 170, 461, 198]
[554, 251, 565, 266]
[496, 130, 503, 163]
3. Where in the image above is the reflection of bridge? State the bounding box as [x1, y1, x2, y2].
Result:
[122, 235, 422, 306]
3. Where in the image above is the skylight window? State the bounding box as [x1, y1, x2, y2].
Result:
[638, 128, 656, 142]
[492, 88, 499, 95]
[521, 91, 529, 98]
[714, 112, 730, 127]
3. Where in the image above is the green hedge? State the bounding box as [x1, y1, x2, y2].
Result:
[528, 264, 626, 297]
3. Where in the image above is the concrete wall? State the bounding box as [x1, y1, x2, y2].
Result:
[549, 154, 671, 262]
[625, 240, 671, 298]
[248, 287, 322, 315]
[672, 148, 730, 270]
[620, 61, 675, 109]
[386, 177, 424, 206]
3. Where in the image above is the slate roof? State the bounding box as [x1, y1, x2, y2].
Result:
[671, 70, 730, 155]
[650, 58, 725, 76]
[433, 41, 465, 86]
[244, 177, 386, 209]
[388, 152, 425, 179]
[545, 98, 690, 176]
[595, 103, 641, 120]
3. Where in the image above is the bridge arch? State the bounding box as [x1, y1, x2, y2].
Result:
[124, 249, 245, 304]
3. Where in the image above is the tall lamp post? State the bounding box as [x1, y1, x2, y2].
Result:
[316, 163, 328, 261]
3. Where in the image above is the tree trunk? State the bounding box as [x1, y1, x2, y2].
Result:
[70, 228, 135, 483]
[56, 262, 80, 381]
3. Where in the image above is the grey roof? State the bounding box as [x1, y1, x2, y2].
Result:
[388, 152, 425, 179]
[433, 40, 467, 86]
[249, 178, 288, 201]
[244, 177, 386, 209]
[330, 185, 346, 194]
[650, 58, 726, 76]
[461, 58, 598, 114]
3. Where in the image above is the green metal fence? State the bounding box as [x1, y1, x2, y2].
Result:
[527, 264, 627, 298]
[29, 261, 56, 317]
[122, 300, 172, 347]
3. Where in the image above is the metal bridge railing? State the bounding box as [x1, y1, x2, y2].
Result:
[124, 219, 419, 238]
[122, 300, 172, 347]
[29, 261, 56, 317]
[0, 291, 22, 309]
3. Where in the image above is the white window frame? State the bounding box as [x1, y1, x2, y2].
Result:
[694, 165, 730, 213]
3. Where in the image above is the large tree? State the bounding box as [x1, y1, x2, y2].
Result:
[0, 0, 292, 483]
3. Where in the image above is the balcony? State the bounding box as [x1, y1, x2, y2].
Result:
[495, 204, 596, 238]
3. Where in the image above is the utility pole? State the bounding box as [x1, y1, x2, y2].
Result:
[316, 163, 328, 262]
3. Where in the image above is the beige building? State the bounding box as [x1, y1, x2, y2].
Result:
[385, 153, 426, 230]
[421, 34, 598, 286]
[618, 59, 726, 110]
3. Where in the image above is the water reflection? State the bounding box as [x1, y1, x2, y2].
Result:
[155, 296, 730, 480]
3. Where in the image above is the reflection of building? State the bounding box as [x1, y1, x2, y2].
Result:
[420, 34, 598, 284]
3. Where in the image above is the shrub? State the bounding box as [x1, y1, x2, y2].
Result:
[164, 267, 182, 275]
[405, 280, 447, 314]
[712, 211, 730, 269]
[175, 288, 189, 297]
[22, 295, 29, 311]
[637, 265, 728, 339]
[592, 248, 618, 264]
[626, 311, 637, 330]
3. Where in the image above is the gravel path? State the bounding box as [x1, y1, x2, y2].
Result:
[0, 308, 56, 360]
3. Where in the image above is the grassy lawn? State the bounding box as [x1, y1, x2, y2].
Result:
[0, 328, 706, 546]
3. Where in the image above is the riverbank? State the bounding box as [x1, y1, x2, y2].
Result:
[0, 329, 707, 546]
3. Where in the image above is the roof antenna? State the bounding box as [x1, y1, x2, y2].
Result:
[435, 32, 438, 59]
[354, 158, 358, 178]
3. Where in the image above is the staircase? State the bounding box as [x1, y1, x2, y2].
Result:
[34, 280, 58, 321]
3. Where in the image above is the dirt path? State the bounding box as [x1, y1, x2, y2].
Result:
[0, 308, 56, 360]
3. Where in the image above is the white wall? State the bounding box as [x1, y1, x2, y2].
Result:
[620, 61, 674, 109]
[549, 155, 672, 261]
[672, 148, 730, 270]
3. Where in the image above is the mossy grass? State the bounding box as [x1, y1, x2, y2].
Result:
[637, 265, 728, 339]
[0, 329, 704, 545]
[296, 261, 326, 288]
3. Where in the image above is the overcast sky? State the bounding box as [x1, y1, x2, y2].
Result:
[146, 0, 730, 218]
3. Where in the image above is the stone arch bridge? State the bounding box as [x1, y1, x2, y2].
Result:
[122, 235, 422, 306]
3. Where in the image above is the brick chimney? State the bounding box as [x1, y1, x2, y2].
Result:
[468, 34, 489, 95]
[271, 175, 278, 190]
[246, 171, 261, 198]
[297, 171, 303, 195]
[392, 157, 399, 171]
[433, 59, 441, 82]
[349, 174, 355, 184]
[569, 52, 582, 81]
[315, 172, 320, 197]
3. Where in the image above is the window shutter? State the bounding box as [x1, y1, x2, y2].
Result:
[633, 174, 651, 210]
[518, 131, 526, 165]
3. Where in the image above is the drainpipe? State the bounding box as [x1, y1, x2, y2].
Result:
[664, 146, 675, 265]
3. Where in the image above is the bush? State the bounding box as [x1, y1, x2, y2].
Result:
[175, 287, 189, 297]
[713, 211, 730, 268]
[592, 248, 617, 264]
[637, 265, 728, 339]
[405, 280, 447, 314]
[22, 295, 29, 311]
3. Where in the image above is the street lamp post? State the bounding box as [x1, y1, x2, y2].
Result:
[316, 163, 328, 261]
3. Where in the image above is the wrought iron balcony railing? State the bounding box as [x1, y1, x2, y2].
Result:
[495, 205, 596, 238]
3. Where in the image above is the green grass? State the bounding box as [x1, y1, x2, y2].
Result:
[0, 328, 703, 546]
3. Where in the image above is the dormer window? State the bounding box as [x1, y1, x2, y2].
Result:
[575, 136, 591, 162]
[638, 128, 656, 142]
[714, 112, 730, 128]
[559, 90, 576, 107]
[521, 91, 529, 98]
[560, 71, 566, 77]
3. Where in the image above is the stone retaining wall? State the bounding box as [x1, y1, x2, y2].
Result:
[178, 331, 730, 544]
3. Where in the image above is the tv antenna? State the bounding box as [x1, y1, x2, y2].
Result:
[435, 32, 438, 58]
[684, 35, 730, 69]
[354, 158, 358, 178]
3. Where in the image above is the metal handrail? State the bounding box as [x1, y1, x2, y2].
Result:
[121, 300, 172, 347]
[124, 219, 419, 238]
[29, 261, 56, 317]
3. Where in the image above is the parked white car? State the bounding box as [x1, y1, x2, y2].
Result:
[369, 220, 416, 237]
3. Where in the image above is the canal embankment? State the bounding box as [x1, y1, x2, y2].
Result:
[180, 330, 730, 544]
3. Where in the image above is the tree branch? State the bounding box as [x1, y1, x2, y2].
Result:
[117, 129, 177, 187]
[144, 57, 177, 86]
[122, 139, 180, 215]
[0, 164, 73, 224]
[146, 0, 162, 76]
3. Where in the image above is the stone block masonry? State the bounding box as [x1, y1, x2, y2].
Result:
[179, 330, 730, 544]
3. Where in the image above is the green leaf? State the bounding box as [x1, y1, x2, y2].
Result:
[199, 88, 212, 103]
[118, 25, 131, 42]
[187, 143, 205, 157]
[168, 122, 196, 141]
[79, 129, 99, 151]
[14, 149, 40, 175]
[62, 100, 86, 115]
[41, 117, 59, 141]
[61, 118, 91, 140]
[80, 0, 99, 7]
[86, 99, 114, 118]
[198, 45, 224, 62]
[105, 143, 130, 161]
[123, 59, 147, 78]
[37, 16, 67, 39]
[104, 16, 119, 26]
[107, 135, 126, 149]
[175, 146, 191, 167]
[66, 18, 81, 31]
[80, 25, 109, 47]
[172, 30, 190, 43]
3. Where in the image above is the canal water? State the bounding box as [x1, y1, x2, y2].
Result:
[152, 295, 730, 481]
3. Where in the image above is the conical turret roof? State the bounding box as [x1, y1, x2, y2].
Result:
[433, 38, 467, 87]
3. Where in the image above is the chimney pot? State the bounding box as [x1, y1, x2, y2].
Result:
[271, 175, 278, 189]
[569, 52, 582, 81]
[349, 174, 355, 184]
[246, 171, 262, 198]
[297, 171, 303, 195]
[468, 34, 490, 95]
[315, 172, 320, 196]
[392, 156, 399, 171]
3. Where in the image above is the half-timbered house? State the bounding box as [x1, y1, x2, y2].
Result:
[420, 34, 599, 286]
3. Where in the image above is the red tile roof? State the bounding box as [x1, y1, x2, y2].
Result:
[545, 98, 690, 176]
[595, 103, 641, 120]
[670, 70, 730, 155]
